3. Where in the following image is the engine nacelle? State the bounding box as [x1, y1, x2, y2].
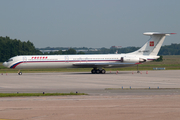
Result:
[121, 57, 146, 63]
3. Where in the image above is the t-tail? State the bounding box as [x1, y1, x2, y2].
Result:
[129, 32, 176, 56]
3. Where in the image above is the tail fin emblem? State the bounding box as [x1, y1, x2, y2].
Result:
[149, 41, 154, 46]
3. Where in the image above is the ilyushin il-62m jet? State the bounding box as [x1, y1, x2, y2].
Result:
[3, 32, 175, 75]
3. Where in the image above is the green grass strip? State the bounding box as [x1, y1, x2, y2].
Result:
[0, 92, 87, 97]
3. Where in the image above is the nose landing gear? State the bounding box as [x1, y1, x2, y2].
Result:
[18, 70, 22, 75]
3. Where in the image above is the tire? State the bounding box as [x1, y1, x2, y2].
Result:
[91, 69, 96, 74]
[18, 72, 22, 75]
[96, 69, 100, 74]
[101, 69, 106, 74]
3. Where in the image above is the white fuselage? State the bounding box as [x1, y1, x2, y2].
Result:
[3, 54, 158, 69]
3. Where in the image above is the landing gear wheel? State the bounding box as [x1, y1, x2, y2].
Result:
[101, 69, 106, 74]
[96, 69, 100, 74]
[91, 69, 96, 74]
[18, 72, 22, 75]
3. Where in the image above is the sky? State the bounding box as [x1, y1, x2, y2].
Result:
[0, 0, 179, 48]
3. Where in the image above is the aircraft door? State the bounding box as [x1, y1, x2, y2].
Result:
[23, 57, 27, 63]
[121, 57, 124, 62]
[86, 57, 88, 63]
[79, 57, 82, 63]
[65, 56, 69, 63]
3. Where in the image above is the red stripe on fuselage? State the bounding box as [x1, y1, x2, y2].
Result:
[11, 60, 121, 68]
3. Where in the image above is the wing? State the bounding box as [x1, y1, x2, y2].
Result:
[73, 62, 137, 68]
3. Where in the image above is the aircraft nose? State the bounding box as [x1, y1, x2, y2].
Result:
[3, 62, 8, 67]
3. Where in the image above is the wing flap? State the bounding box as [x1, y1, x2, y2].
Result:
[73, 62, 136, 67]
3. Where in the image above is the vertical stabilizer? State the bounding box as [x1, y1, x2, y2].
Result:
[129, 32, 176, 56]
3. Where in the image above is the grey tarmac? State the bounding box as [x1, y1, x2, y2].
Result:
[0, 70, 180, 120]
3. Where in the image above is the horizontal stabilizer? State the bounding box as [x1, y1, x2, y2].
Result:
[143, 32, 176, 36]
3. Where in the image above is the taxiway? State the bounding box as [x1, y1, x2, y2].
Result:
[0, 70, 180, 120]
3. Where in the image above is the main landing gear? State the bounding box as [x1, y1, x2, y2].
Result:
[137, 64, 140, 73]
[91, 68, 106, 74]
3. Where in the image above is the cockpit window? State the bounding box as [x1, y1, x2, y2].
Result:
[7, 59, 13, 62]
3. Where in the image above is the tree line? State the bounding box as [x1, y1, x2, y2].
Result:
[0, 36, 84, 62]
[158, 43, 180, 55]
[39, 43, 180, 55]
[83, 44, 180, 55]
[0, 36, 42, 62]
[0, 36, 179, 62]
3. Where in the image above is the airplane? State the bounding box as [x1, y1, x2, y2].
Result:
[3, 32, 176, 75]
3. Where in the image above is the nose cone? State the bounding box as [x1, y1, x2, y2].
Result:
[3, 62, 8, 68]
